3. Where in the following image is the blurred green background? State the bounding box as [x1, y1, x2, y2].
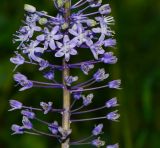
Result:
[0, 0, 160, 148]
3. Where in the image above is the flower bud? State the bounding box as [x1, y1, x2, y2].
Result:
[24, 4, 36, 13]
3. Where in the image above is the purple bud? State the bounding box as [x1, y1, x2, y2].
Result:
[39, 60, 49, 71]
[88, 0, 102, 8]
[101, 52, 117, 64]
[92, 124, 103, 136]
[108, 80, 121, 89]
[22, 116, 33, 129]
[83, 94, 93, 106]
[106, 97, 118, 108]
[73, 91, 82, 100]
[11, 124, 24, 135]
[104, 39, 116, 47]
[92, 137, 105, 147]
[44, 71, 54, 80]
[106, 143, 119, 148]
[10, 52, 25, 65]
[106, 110, 120, 122]
[94, 69, 109, 82]
[13, 73, 33, 91]
[48, 121, 59, 135]
[65, 76, 78, 86]
[40, 102, 53, 114]
[58, 127, 72, 140]
[9, 100, 23, 111]
[81, 63, 94, 75]
[99, 4, 111, 15]
[21, 110, 35, 119]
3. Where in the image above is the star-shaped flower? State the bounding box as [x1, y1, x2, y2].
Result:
[55, 35, 78, 61]
[37, 26, 63, 50]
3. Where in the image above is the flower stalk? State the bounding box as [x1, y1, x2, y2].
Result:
[62, 0, 71, 147]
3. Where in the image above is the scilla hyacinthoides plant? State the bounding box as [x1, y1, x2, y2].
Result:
[9, 0, 120, 147]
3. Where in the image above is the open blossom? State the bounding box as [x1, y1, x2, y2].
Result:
[55, 35, 78, 61]
[89, 41, 105, 60]
[69, 24, 93, 47]
[14, 73, 33, 91]
[37, 26, 63, 50]
[23, 41, 45, 62]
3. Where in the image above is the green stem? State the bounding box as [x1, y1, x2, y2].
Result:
[62, 1, 71, 148]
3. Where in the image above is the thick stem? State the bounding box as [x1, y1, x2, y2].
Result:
[62, 1, 71, 147]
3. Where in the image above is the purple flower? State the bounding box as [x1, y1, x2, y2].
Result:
[58, 127, 72, 140]
[99, 4, 111, 15]
[92, 18, 114, 37]
[39, 60, 49, 71]
[106, 98, 119, 108]
[89, 41, 105, 60]
[55, 35, 78, 62]
[64, 75, 78, 86]
[10, 52, 25, 69]
[21, 110, 35, 119]
[73, 89, 83, 100]
[13, 73, 33, 91]
[9, 100, 23, 111]
[104, 39, 116, 47]
[81, 63, 94, 75]
[92, 137, 105, 147]
[101, 52, 117, 64]
[92, 124, 103, 136]
[106, 110, 120, 122]
[37, 26, 63, 50]
[22, 116, 33, 129]
[48, 121, 59, 135]
[23, 41, 45, 62]
[40, 102, 53, 114]
[93, 69, 109, 82]
[108, 80, 121, 89]
[43, 71, 54, 80]
[106, 143, 119, 148]
[11, 124, 24, 135]
[13, 23, 41, 47]
[87, 0, 102, 8]
[69, 24, 93, 47]
[82, 94, 93, 106]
